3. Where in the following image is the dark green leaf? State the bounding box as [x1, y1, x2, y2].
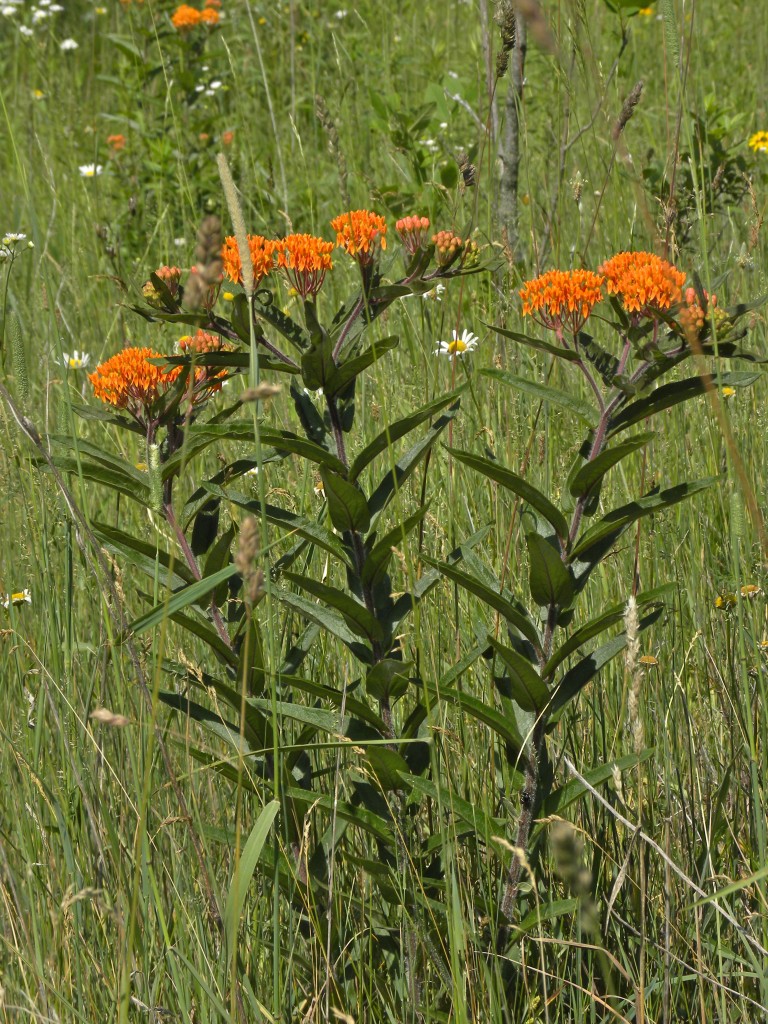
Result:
[126, 565, 238, 637]
[362, 505, 428, 588]
[571, 477, 718, 561]
[349, 386, 465, 481]
[282, 572, 384, 643]
[608, 372, 760, 436]
[320, 469, 371, 533]
[190, 499, 220, 557]
[447, 446, 569, 540]
[568, 432, 654, 498]
[487, 636, 550, 712]
[275, 589, 372, 661]
[324, 335, 399, 398]
[425, 684, 526, 765]
[252, 289, 309, 351]
[480, 369, 599, 427]
[366, 659, 412, 702]
[526, 533, 574, 607]
[92, 521, 195, 590]
[487, 322, 580, 362]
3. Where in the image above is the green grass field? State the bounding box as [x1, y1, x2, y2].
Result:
[1, 1, 767, 1021]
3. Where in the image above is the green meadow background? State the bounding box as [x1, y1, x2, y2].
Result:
[1, 0, 767, 1021]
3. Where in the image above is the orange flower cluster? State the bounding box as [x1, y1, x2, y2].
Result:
[520, 269, 604, 334]
[330, 210, 387, 266]
[178, 329, 229, 354]
[107, 133, 126, 152]
[598, 251, 685, 316]
[89, 347, 181, 415]
[678, 285, 717, 335]
[221, 235, 276, 287]
[178, 330, 232, 395]
[275, 233, 334, 299]
[432, 230, 465, 268]
[143, 265, 182, 305]
[396, 215, 430, 255]
[171, 3, 218, 29]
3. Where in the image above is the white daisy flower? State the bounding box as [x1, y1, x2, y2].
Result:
[61, 350, 90, 370]
[79, 163, 103, 177]
[19, 23, 33, 34]
[434, 328, 479, 358]
[1, 6, 19, 15]
[2, 588, 31, 609]
[3, 232, 26, 243]
[173, 237, 186, 247]
[209, 80, 222, 89]
[59, 37, 78, 49]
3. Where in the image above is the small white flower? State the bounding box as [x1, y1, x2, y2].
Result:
[50, 2, 64, 9]
[174, 236, 186, 247]
[60, 36, 78, 49]
[447, 70, 459, 80]
[195, 84, 205, 92]
[434, 328, 479, 358]
[334, 8, 347, 17]
[1, 6, 19, 15]
[245, 466, 260, 477]
[0, 246, 11, 261]
[421, 138, 438, 153]
[422, 283, 445, 302]
[3, 232, 26, 243]
[2, 588, 31, 609]
[61, 350, 90, 370]
[19, 23, 33, 33]
[79, 163, 103, 177]
[209, 79, 222, 89]
[32, 8, 49, 22]
[439, 121, 448, 129]
[204, 89, 215, 97]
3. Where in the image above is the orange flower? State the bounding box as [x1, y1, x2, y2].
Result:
[89, 347, 182, 416]
[171, 4, 202, 29]
[396, 215, 430, 255]
[221, 235, 276, 287]
[221, 129, 235, 146]
[519, 268, 604, 334]
[178, 330, 232, 395]
[677, 285, 717, 336]
[107, 133, 126, 152]
[330, 210, 387, 266]
[200, 7, 219, 24]
[275, 233, 334, 298]
[143, 265, 182, 305]
[598, 251, 685, 317]
[432, 229, 464, 268]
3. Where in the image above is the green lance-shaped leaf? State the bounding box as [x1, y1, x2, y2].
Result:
[367, 402, 461, 524]
[125, 563, 238, 638]
[190, 498, 220, 558]
[486, 636, 550, 712]
[37, 455, 151, 505]
[323, 335, 399, 398]
[480, 368, 599, 428]
[570, 477, 718, 563]
[8, 313, 29, 411]
[320, 469, 371, 533]
[543, 583, 674, 678]
[275, 589, 373, 663]
[486, 322, 581, 362]
[362, 505, 428, 588]
[281, 571, 384, 643]
[224, 801, 280, 961]
[447, 446, 569, 541]
[402, 775, 506, 847]
[93, 521, 196, 591]
[578, 332, 620, 387]
[422, 555, 541, 651]
[568, 432, 654, 499]
[607, 372, 760, 437]
[526, 532, 574, 608]
[252, 288, 310, 351]
[349, 386, 466, 481]
[425, 683, 527, 768]
[365, 659, 413, 702]
[203, 483, 352, 568]
[549, 605, 663, 715]
[300, 333, 336, 392]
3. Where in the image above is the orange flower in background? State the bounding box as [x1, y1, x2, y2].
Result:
[396, 215, 430, 255]
[200, 7, 219, 24]
[677, 285, 717, 336]
[221, 129, 235, 146]
[275, 233, 334, 298]
[221, 235, 276, 287]
[172, 4, 202, 29]
[432, 229, 464, 268]
[331, 210, 387, 265]
[178, 330, 232, 395]
[107, 133, 126, 152]
[520, 268, 604, 334]
[89, 347, 182, 416]
[598, 251, 685, 317]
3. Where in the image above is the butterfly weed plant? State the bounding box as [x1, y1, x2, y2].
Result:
[11, 184, 766, 1009]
